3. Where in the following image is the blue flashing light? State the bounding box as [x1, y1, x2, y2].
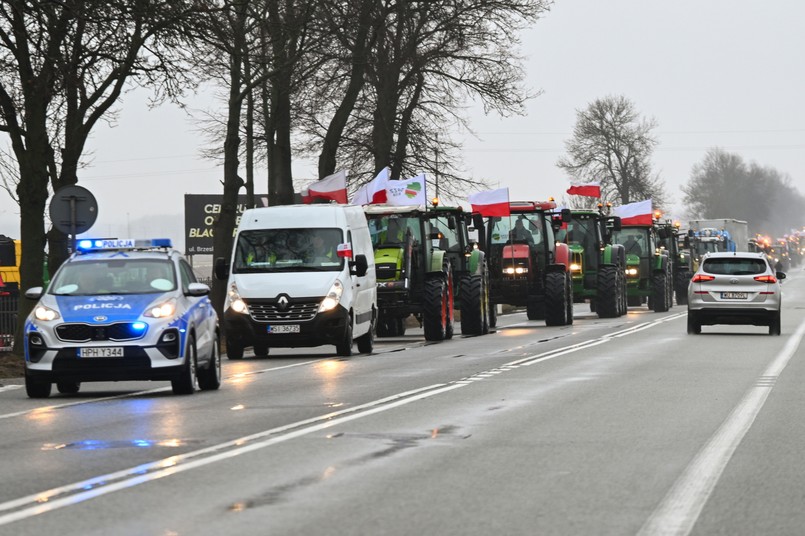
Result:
[131, 322, 147, 331]
[75, 238, 172, 253]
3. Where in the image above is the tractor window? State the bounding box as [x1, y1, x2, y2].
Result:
[612, 229, 649, 258]
[368, 216, 421, 247]
[429, 216, 459, 250]
[489, 215, 542, 246]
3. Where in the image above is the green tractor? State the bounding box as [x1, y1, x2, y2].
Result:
[657, 220, 693, 305]
[611, 222, 673, 312]
[364, 203, 491, 341]
[556, 209, 627, 318]
[476, 201, 574, 327]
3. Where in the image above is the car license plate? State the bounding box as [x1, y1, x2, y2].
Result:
[267, 324, 300, 334]
[721, 292, 748, 299]
[79, 347, 124, 358]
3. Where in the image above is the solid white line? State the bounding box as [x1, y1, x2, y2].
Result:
[0, 311, 686, 526]
[638, 318, 805, 536]
[0, 385, 22, 393]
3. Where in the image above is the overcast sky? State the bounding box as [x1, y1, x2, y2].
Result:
[2, 0, 803, 252]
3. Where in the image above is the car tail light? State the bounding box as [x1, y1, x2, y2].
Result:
[754, 275, 777, 283]
[691, 274, 715, 282]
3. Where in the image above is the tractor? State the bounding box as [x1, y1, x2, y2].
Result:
[610, 218, 673, 312]
[657, 219, 693, 305]
[364, 203, 491, 341]
[556, 208, 627, 318]
[476, 201, 574, 327]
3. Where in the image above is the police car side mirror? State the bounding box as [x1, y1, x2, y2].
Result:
[214, 257, 229, 280]
[25, 287, 43, 300]
[351, 254, 368, 277]
[186, 282, 210, 297]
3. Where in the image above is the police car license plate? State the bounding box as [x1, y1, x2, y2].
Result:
[79, 347, 124, 358]
[267, 325, 300, 334]
[721, 292, 747, 299]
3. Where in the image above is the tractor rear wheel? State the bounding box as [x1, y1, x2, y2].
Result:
[652, 270, 670, 312]
[564, 273, 574, 325]
[675, 271, 691, 305]
[460, 274, 485, 336]
[545, 272, 568, 326]
[423, 277, 447, 341]
[596, 266, 620, 318]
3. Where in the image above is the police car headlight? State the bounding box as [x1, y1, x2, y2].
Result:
[319, 280, 344, 312]
[144, 299, 176, 318]
[34, 305, 60, 321]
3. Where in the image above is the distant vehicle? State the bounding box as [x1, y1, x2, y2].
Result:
[216, 204, 377, 358]
[687, 251, 784, 335]
[23, 239, 221, 398]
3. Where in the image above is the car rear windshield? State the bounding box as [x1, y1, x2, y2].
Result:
[702, 258, 767, 275]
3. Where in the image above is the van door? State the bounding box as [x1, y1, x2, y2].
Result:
[348, 229, 375, 335]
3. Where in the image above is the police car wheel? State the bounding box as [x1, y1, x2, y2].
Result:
[197, 334, 222, 391]
[25, 372, 51, 399]
[56, 381, 81, 395]
[172, 335, 197, 395]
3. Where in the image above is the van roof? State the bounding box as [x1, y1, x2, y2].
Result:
[238, 204, 364, 230]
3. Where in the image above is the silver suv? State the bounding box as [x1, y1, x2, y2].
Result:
[687, 252, 785, 335]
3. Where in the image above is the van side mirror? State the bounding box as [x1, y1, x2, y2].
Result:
[214, 257, 230, 280]
[351, 254, 368, 277]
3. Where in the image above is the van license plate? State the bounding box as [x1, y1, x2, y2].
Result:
[267, 325, 300, 334]
[721, 292, 747, 299]
[79, 347, 123, 358]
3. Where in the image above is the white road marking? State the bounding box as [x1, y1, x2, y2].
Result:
[0, 312, 685, 526]
[0, 385, 22, 393]
[638, 318, 805, 536]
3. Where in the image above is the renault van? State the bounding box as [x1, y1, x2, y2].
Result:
[215, 205, 377, 358]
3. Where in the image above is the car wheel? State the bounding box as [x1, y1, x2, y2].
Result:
[197, 334, 222, 391]
[172, 334, 197, 395]
[25, 372, 51, 399]
[56, 381, 81, 394]
[769, 312, 781, 336]
[687, 311, 701, 335]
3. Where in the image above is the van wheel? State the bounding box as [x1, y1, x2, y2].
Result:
[226, 337, 244, 360]
[253, 343, 269, 357]
[336, 319, 353, 357]
[56, 381, 81, 394]
[26, 372, 51, 399]
[356, 324, 374, 354]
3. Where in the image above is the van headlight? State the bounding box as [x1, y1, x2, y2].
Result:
[319, 280, 344, 312]
[227, 282, 248, 314]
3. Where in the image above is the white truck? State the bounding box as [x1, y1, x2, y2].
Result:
[688, 218, 750, 253]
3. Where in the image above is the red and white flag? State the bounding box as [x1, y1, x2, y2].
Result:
[386, 173, 426, 206]
[468, 188, 510, 217]
[566, 181, 601, 198]
[303, 170, 348, 204]
[613, 199, 653, 225]
[350, 167, 389, 205]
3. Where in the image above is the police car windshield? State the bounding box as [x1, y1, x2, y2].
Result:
[49, 259, 177, 295]
[233, 228, 344, 273]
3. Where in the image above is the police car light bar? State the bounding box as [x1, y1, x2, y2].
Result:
[76, 238, 173, 252]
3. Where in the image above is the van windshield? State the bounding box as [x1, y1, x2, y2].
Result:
[233, 228, 345, 273]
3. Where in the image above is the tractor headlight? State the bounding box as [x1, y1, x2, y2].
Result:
[626, 267, 639, 277]
[570, 263, 581, 272]
[319, 280, 344, 312]
[503, 266, 528, 275]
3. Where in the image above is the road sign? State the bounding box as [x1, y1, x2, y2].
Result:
[49, 185, 98, 236]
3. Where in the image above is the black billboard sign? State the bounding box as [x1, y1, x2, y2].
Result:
[184, 194, 268, 255]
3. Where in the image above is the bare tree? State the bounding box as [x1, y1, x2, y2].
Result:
[558, 95, 666, 208]
[0, 0, 206, 353]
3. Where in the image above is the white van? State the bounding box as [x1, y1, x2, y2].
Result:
[215, 204, 377, 358]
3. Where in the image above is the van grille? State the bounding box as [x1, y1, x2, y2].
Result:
[247, 300, 320, 322]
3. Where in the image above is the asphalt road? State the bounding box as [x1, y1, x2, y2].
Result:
[1, 273, 805, 536]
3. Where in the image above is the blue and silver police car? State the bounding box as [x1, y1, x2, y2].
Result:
[23, 239, 221, 398]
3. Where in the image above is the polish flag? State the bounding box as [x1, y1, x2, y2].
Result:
[566, 181, 601, 197]
[469, 188, 510, 217]
[304, 170, 348, 204]
[613, 199, 653, 225]
[350, 167, 390, 205]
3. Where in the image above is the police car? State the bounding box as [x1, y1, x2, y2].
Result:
[23, 238, 221, 398]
